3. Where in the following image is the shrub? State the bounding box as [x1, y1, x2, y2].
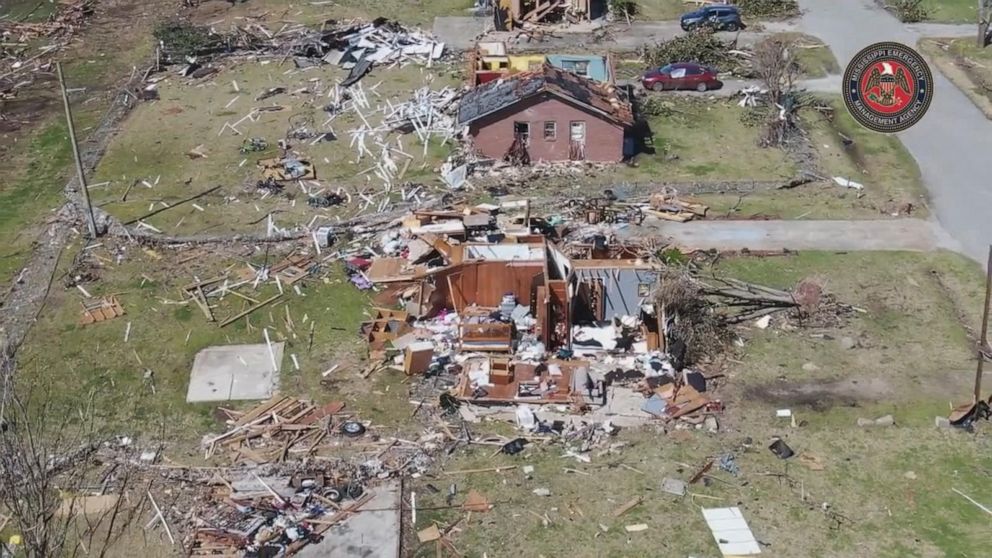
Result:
[891, 0, 928, 22]
[153, 22, 223, 59]
[733, 0, 800, 19]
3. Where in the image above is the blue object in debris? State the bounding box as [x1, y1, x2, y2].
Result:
[641, 393, 667, 416]
[283, 158, 308, 179]
[719, 453, 740, 476]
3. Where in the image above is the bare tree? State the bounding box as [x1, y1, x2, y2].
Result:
[980, 0, 992, 47]
[749, 36, 806, 148]
[751, 36, 801, 105]
[0, 347, 141, 558]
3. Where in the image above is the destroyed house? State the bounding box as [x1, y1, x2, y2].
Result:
[470, 42, 614, 86]
[425, 240, 660, 403]
[355, 200, 671, 405]
[457, 65, 634, 163]
[493, 0, 606, 31]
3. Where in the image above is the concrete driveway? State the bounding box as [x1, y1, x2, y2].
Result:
[636, 218, 954, 252]
[433, 16, 795, 51]
[794, 0, 992, 263]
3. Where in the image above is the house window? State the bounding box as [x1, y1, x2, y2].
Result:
[544, 121, 557, 140]
[561, 60, 590, 77]
[570, 121, 586, 142]
[514, 121, 530, 143]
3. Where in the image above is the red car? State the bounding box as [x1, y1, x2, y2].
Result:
[642, 63, 722, 92]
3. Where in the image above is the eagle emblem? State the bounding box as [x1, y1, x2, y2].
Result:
[865, 62, 910, 107]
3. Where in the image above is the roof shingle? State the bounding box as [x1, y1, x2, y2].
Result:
[457, 64, 633, 127]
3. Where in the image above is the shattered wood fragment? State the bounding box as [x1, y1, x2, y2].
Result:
[462, 490, 490, 513]
[612, 496, 642, 517]
[219, 294, 283, 327]
[79, 296, 125, 325]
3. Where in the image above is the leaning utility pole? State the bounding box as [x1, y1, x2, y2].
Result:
[56, 62, 98, 239]
[974, 245, 992, 403]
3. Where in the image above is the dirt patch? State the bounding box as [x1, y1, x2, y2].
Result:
[0, 82, 57, 149]
[742, 376, 891, 410]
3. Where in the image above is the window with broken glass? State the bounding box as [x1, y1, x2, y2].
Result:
[544, 121, 557, 140]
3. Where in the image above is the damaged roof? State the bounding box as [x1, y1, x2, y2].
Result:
[457, 64, 634, 127]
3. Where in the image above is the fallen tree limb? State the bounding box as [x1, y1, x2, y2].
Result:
[122, 185, 222, 226]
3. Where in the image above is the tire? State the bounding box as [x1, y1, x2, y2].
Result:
[346, 483, 364, 499]
[340, 421, 366, 437]
[651, 82, 665, 92]
[325, 488, 343, 503]
[696, 82, 708, 92]
[725, 22, 739, 32]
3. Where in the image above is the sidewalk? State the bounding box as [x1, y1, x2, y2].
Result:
[633, 218, 957, 252]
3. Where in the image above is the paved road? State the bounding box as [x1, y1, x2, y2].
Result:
[640, 218, 954, 252]
[795, 0, 991, 263]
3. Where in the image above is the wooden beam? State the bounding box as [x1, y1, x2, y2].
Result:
[219, 294, 283, 327]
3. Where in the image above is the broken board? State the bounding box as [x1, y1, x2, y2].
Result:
[702, 507, 761, 556]
[79, 296, 125, 325]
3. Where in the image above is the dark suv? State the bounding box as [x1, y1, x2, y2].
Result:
[680, 5, 746, 32]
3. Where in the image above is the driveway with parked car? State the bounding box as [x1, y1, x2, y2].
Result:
[680, 4, 746, 32]
[641, 62, 723, 92]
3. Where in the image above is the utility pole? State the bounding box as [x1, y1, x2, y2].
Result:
[974, 245, 992, 403]
[56, 62, 98, 239]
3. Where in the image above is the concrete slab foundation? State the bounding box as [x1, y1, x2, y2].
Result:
[297, 481, 401, 558]
[186, 343, 284, 402]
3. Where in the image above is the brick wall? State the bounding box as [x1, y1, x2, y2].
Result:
[467, 93, 624, 162]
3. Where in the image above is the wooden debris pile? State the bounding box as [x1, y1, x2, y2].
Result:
[333, 81, 461, 194]
[79, 295, 125, 325]
[0, 0, 95, 43]
[176, 253, 317, 327]
[0, 0, 96, 92]
[202, 396, 347, 463]
[647, 190, 708, 222]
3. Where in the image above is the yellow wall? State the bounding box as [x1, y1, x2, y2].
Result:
[508, 55, 546, 72]
[480, 56, 510, 71]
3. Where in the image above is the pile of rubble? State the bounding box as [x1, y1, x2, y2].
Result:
[0, 0, 96, 95]
[0, 0, 94, 43]
[159, 18, 445, 73]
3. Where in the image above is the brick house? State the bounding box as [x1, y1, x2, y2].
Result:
[456, 65, 634, 163]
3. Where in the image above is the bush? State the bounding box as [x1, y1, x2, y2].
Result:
[153, 22, 224, 59]
[733, 0, 799, 18]
[609, 0, 638, 19]
[639, 96, 677, 118]
[891, 0, 928, 22]
[738, 107, 766, 127]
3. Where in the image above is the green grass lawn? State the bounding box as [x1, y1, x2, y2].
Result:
[696, 95, 928, 219]
[88, 61, 460, 236]
[0, 0, 58, 22]
[919, 37, 992, 119]
[410, 250, 992, 558]
[626, 98, 797, 182]
[192, 0, 474, 27]
[633, 0, 688, 20]
[12, 238, 383, 442]
[918, 0, 978, 23]
[773, 32, 841, 79]
[0, 18, 155, 283]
